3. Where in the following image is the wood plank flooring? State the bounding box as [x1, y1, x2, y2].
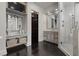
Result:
[7, 41, 65, 56]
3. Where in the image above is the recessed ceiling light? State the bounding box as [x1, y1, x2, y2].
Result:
[31, 10, 34, 13]
[56, 9, 58, 11]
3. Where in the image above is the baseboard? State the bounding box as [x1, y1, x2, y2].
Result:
[58, 45, 71, 56]
[43, 40, 58, 46]
[0, 50, 7, 56]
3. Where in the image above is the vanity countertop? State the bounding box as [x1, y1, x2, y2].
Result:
[44, 30, 58, 32]
[6, 34, 27, 39]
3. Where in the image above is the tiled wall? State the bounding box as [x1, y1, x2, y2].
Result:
[58, 2, 74, 56]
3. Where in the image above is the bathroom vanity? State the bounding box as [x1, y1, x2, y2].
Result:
[43, 30, 58, 44]
[6, 35, 27, 48]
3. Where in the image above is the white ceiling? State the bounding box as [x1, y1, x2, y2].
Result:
[34, 2, 58, 13]
[34, 2, 58, 9]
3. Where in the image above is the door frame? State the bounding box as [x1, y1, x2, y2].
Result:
[31, 10, 39, 46]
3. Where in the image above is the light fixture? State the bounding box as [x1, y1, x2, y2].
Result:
[31, 10, 34, 13]
[55, 9, 58, 11]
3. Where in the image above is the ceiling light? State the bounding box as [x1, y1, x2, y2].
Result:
[56, 9, 58, 11]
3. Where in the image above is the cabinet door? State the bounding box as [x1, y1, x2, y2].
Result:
[7, 39, 17, 48]
[53, 32, 58, 44]
[19, 37, 26, 44]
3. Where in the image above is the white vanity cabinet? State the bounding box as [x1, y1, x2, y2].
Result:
[43, 31, 58, 44]
[6, 35, 27, 48]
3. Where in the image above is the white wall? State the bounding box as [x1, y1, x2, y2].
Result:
[0, 2, 7, 55]
[26, 2, 46, 46]
[58, 2, 74, 56]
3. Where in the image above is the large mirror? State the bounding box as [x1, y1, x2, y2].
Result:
[47, 12, 58, 30]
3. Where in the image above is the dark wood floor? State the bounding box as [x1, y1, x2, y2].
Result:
[7, 41, 66, 56]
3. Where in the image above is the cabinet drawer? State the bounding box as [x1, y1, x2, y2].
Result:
[19, 37, 26, 44]
[7, 39, 17, 47]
